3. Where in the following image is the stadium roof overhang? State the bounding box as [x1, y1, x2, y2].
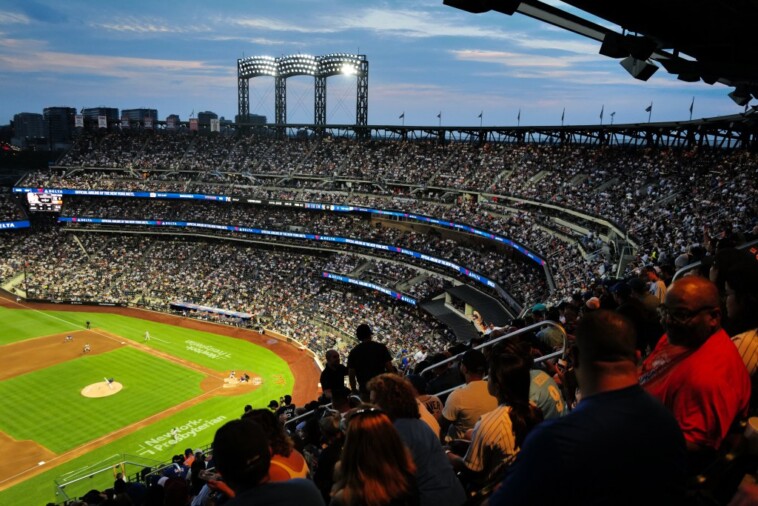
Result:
[443, 0, 758, 105]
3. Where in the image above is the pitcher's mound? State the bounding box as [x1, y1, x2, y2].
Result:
[81, 381, 123, 398]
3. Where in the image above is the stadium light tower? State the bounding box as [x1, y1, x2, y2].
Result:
[237, 53, 368, 128]
[237, 56, 277, 124]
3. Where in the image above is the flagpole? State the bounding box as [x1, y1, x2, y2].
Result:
[600, 105, 604, 126]
[479, 111, 483, 128]
[517, 109, 521, 127]
[438, 111, 442, 127]
[561, 108, 565, 127]
[689, 97, 694, 121]
[610, 112, 615, 126]
[647, 102, 652, 123]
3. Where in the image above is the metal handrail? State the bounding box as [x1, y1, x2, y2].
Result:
[284, 320, 568, 428]
[417, 320, 567, 377]
[671, 239, 758, 282]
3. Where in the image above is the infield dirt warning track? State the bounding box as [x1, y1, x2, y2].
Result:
[0, 295, 321, 491]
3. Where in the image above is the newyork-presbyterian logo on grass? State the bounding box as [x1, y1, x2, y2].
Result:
[136, 416, 228, 455]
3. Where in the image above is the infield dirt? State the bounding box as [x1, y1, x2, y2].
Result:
[0, 294, 321, 491]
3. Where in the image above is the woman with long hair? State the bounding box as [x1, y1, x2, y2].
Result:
[331, 407, 419, 506]
[367, 374, 466, 506]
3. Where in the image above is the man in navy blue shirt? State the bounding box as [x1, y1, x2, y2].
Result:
[490, 310, 687, 506]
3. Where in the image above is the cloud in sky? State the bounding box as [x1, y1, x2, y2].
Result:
[91, 16, 212, 35]
[451, 49, 600, 69]
[0, 12, 30, 25]
[0, 0, 742, 126]
[0, 50, 227, 78]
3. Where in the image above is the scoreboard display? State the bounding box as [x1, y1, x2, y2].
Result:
[27, 192, 62, 212]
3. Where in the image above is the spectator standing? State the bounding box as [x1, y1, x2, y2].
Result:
[347, 324, 394, 400]
[276, 395, 297, 423]
[320, 349, 349, 399]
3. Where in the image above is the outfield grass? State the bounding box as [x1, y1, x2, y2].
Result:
[2, 307, 291, 375]
[0, 306, 82, 344]
[0, 347, 205, 453]
[0, 307, 299, 505]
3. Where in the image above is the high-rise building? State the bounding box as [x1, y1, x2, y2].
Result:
[82, 107, 119, 122]
[121, 108, 159, 124]
[235, 113, 267, 125]
[43, 107, 77, 149]
[11, 113, 45, 148]
[198, 111, 218, 127]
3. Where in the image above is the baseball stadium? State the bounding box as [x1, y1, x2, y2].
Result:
[1, 1, 758, 505]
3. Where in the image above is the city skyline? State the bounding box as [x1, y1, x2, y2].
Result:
[0, 0, 746, 128]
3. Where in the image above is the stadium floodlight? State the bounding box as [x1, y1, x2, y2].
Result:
[278, 55, 318, 77]
[620, 56, 658, 81]
[729, 87, 751, 106]
[317, 53, 367, 77]
[238, 56, 278, 78]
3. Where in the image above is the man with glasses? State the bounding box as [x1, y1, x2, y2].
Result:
[640, 276, 750, 471]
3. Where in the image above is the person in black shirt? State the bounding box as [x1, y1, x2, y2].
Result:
[320, 349, 348, 399]
[275, 395, 297, 422]
[347, 324, 394, 400]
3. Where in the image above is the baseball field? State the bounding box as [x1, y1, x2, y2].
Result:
[0, 297, 320, 505]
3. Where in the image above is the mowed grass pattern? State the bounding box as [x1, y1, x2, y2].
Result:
[0, 396, 278, 504]
[0, 306, 82, 344]
[0, 347, 205, 453]
[0, 307, 299, 504]
[0, 308, 293, 376]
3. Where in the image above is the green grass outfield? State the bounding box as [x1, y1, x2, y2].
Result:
[0, 307, 297, 505]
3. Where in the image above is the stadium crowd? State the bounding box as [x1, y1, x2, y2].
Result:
[19, 133, 758, 306]
[58, 196, 547, 306]
[4, 131, 758, 505]
[0, 193, 25, 222]
[0, 229, 448, 365]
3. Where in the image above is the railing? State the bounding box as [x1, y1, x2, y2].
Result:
[283, 320, 568, 429]
[671, 239, 758, 282]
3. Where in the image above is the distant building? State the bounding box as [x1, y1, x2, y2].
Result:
[82, 106, 121, 124]
[198, 111, 218, 128]
[11, 113, 45, 148]
[235, 113, 267, 125]
[121, 108, 159, 125]
[43, 107, 77, 149]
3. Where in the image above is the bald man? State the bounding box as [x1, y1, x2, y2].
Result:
[490, 311, 686, 505]
[640, 276, 750, 461]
